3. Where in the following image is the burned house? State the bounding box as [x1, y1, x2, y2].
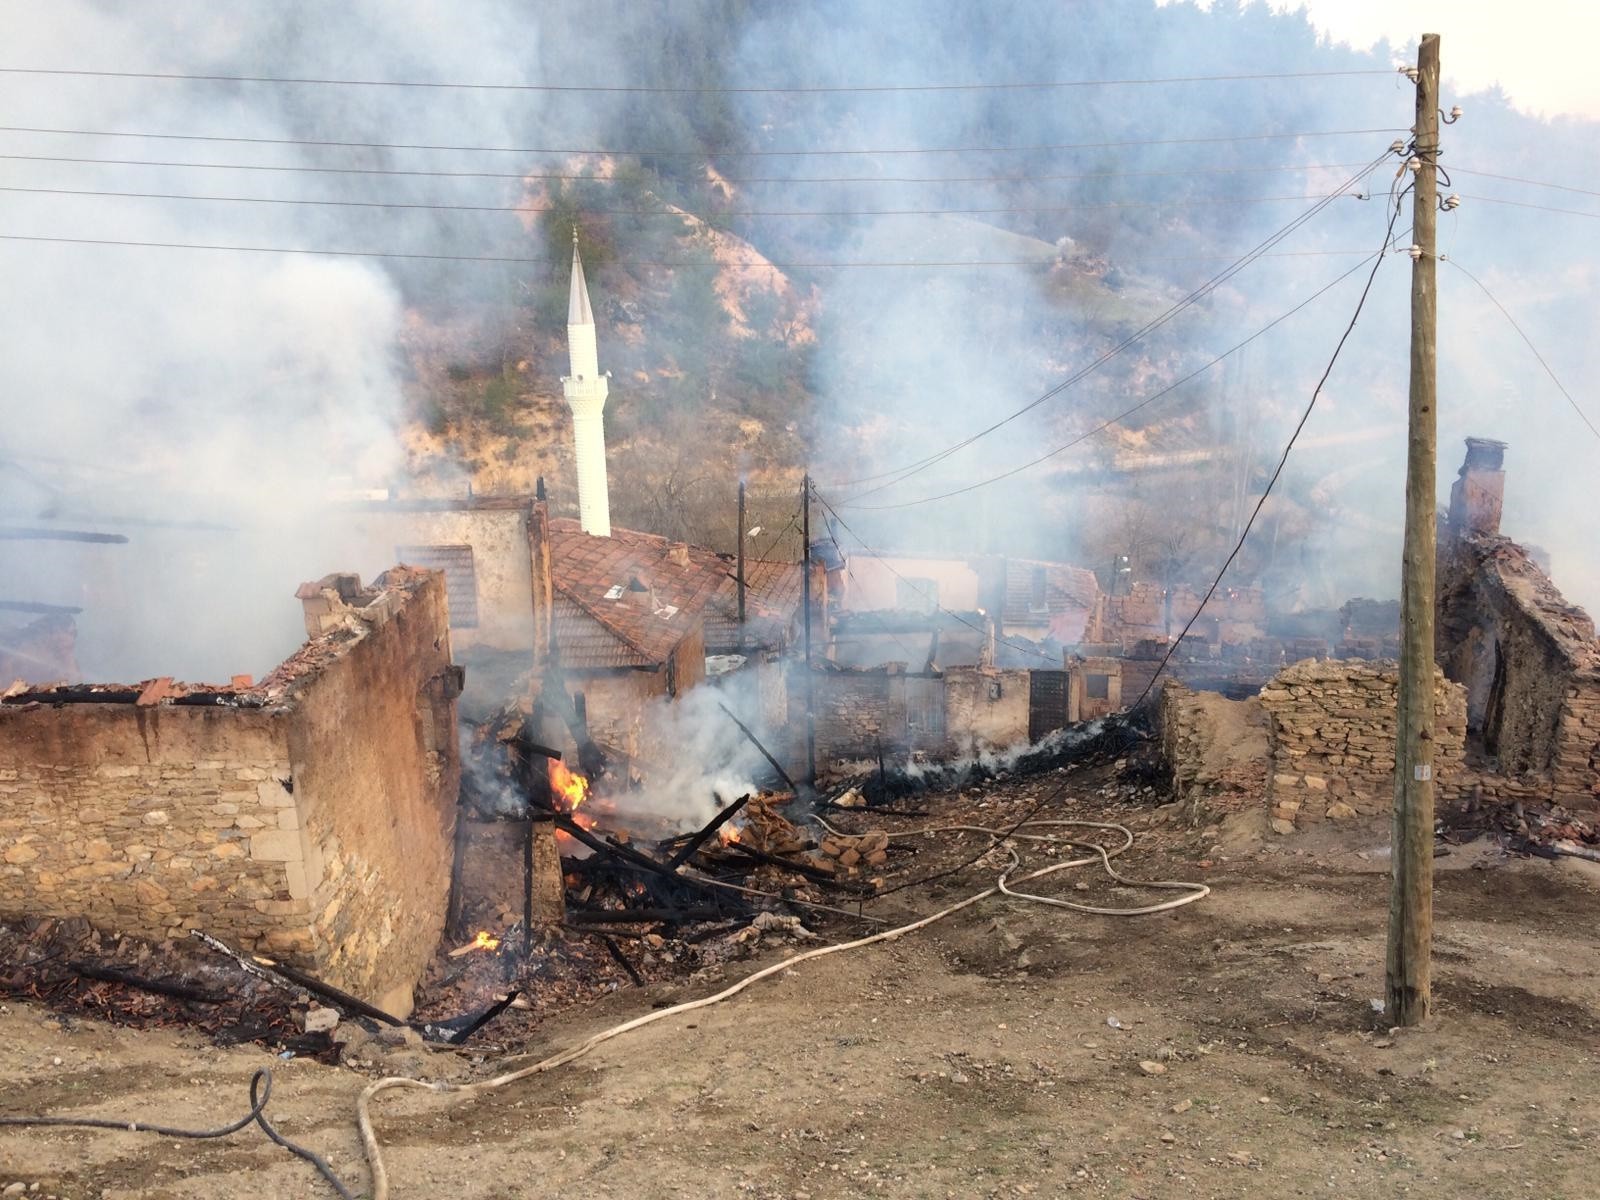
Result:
[0, 567, 461, 1014]
[1437, 438, 1600, 800]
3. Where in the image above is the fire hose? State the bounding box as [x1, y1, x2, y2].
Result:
[0, 820, 1206, 1197]
[356, 819, 1209, 1199]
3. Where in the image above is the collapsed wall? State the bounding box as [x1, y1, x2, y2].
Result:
[1436, 437, 1600, 802]
[0, 568, 461, 1015]
[1161, 658, 1466, 829]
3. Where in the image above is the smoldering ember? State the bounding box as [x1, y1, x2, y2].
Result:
[3, 10, 1599, 1200]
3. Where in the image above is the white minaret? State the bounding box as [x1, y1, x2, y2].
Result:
[561, 229, 612, 537]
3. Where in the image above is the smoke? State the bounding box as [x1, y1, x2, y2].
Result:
[626, 672, 772, 829]
[4, 0, 1597, 693]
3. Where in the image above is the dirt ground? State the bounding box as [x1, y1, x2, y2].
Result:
[3, 779, 1599, 1200]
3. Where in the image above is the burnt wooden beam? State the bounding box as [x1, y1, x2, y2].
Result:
[601, 936, 644, 986]
[665, 793, 751, 870]
[248, 954, 404, 1027]
[715, 701, 797, 793]
[65, 961, 226, 1005]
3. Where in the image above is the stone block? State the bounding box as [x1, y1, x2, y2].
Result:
[249, 829, 303, 863]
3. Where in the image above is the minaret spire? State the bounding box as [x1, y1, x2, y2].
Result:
[561, 228, 611, 537]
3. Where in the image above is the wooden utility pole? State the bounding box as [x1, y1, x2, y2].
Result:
[801, 471, 817, 785]
[736, 479, 747, 642]
[1387, 32, 1441, 1027]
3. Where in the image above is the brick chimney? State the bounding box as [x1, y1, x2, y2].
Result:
[1447, 437, 1507, 538]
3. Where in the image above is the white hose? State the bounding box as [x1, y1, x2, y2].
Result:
[355, 819, 1208, 1199]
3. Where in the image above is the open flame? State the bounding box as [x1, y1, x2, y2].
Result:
[549, 760, 589, 812]
[718, 823, 744, 846]
[471, 930, 499, 952]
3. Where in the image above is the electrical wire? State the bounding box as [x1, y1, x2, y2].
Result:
[0, 181, 1356, 218]
[0, 125, 1409, 161]
[1443, 257, 1600, 442]
[1129, 188, 1404, 708]
[0, 231, 1391, 269]
[0, 64, 1392, 93]
[353, 816, 1207, 1199]
[0, 135, 1376, 184]
[0, 1067, 356, 1199]
[1452, 166, 1600, 200]
[843, 229, 1412, 511]
[809, 490, 1060, 665]
[1455, 193, 1600, 220]
[823, 149, 1397, 496]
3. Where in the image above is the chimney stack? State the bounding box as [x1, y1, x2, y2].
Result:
[1448, 437, 1507, 539]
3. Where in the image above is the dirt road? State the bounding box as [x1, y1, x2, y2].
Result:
[2, 788, 1597, 1199]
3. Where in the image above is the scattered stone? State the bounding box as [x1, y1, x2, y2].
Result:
[1138, 1060, 1167, 1076]
[302, 1006, 339, 1034]
[3, 1184, 24, 1196]
[1171, 1099, 1193, 1115]
[1270, 818, 1297, 836]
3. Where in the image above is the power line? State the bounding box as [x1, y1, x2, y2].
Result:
[1452, 166, 1600, 200]
[1457, 193, 1600, 220]
[809, 491, 1061, 665]
[0, 65, 1395, 94]
[825, 150, 1396, 496]
[0, 126, 1409, 161]
[1130, 191, 1404, 707]
[0, 231, 1393, 269]
[844, 241, 1405, 511]
[0, 140, 1376, 186]
[1444, 257, 1600, 442]
[0, 133, 1376, 185]
[0, 182, 1357, 219]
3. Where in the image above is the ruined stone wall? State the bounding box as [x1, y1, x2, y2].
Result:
[0, 705, 297, 946]
[0, 569, 460, 1015]
[1158, 681, 1269, 810]
[285, 572, 460, 1016]
[941, 667, 1030, 754]
[572, 670, 670, 761]
[1259, 659, 1466, 828]
[1438, 534, 1600, 798]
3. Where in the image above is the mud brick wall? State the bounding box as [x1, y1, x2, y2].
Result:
[0, 570, 460, 1015]
[1258, 659, 1466, 828]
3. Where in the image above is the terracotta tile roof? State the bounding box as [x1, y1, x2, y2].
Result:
[548, 519, 801, 667]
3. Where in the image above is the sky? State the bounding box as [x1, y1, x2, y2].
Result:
[1165, 1, 1600, 118]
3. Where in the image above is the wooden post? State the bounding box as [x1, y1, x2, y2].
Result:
[801, 471, 817, 785]
[737, 479, 747, 644]
[1387, 32, 1441, 1028]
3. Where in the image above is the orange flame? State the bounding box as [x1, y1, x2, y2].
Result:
[549, 760, 589, 811]
[472, 930, 499, 952]
[718, 823, 743, 846]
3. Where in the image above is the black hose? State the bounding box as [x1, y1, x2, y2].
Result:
[0, 1067, 356, 1200]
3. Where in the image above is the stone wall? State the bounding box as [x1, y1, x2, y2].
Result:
[1258, 659, 1466, 829]
[790, 665, 1030, 769]
[941, 667, 1031, 755]
[1158, 682, 1269, 810]
[0, 568, 460, 1015]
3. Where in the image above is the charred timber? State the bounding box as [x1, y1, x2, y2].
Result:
[715, 701, 798, 794]
[249, 955, 404, 1027]
[665, 793, 751, 869]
